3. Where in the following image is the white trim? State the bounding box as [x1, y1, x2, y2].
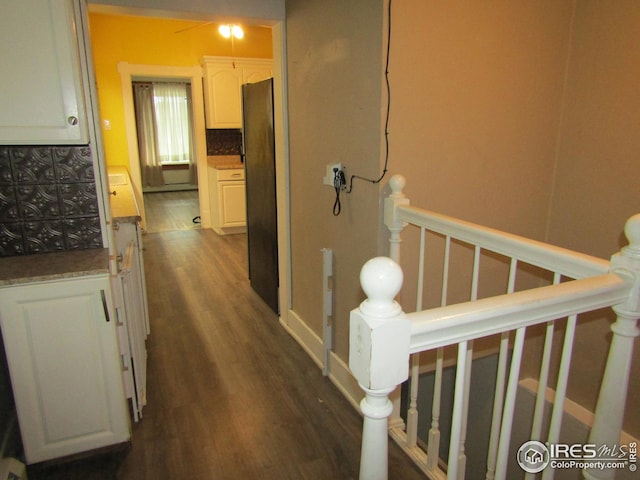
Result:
[271, 22, 292, 315]
[117, 62, 209, 231]
[280, 310, 364, 412]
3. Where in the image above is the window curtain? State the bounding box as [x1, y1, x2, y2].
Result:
[133, 82, 198, 188]
[133, 83, 164, 188]
[185, 86, 197, 185]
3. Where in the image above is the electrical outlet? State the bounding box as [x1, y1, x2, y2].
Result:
[324, 163, 344, 186]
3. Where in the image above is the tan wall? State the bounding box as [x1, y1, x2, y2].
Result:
[546, 1, 640, 437]
[285, 0, 385, 359]
[383, 0, 576, 314]
[387, 0, 573, 237]
[286, 0, 639, 436]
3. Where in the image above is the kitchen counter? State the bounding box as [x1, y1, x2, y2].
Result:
[0, 168, 139, 286]
[0, 248, 110, 286]
[207, 155, 243, 170]
[108, 167, 141, 223]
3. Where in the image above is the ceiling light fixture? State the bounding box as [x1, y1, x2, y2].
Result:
[218, 24, 244, 39]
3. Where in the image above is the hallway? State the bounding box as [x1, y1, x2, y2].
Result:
[28, 228, 423, 479]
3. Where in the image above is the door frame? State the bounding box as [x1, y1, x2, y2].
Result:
[118, 63, 208, 231]
[270, 23, 292, 318]
[116, 22, 291, 318]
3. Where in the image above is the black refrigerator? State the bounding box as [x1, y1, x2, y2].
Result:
[241, 78, 279, 314]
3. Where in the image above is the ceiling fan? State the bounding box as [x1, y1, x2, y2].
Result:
[174, 21, 244, 38]
[173, 21, 215, 34]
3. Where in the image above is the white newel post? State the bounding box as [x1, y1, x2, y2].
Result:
[383, 174, 410, 428]
[584, 214, 640, 480]
[350, 257, 411, 480]
[384, 174, 410, 264]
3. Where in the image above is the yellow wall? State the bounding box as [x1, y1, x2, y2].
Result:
[88, 13, 272, 169]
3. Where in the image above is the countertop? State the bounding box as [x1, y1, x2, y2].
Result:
[0, 168, 138, 286]
[207, 155, 243, 170]
[107, 167, 141, 223]
[0, 248, 110, 286]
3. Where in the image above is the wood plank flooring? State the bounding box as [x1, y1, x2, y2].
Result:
[143, 190, 201, 233]
[26, 221, 424, 479]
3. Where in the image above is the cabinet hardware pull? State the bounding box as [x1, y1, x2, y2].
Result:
[100, 290, 111, 322]
[122, 355, 129, 371]
[115, 307, 124, 326]
[109, 190, 117, 196]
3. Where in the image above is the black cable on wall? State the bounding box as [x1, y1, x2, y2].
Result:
[346, 0, 393, 194]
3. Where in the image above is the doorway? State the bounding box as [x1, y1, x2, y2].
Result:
[116, 63, 208, 233]
[131, 79, 201, 233]
[87, 7, 291, 315]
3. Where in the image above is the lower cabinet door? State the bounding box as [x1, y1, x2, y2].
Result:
[0, 275, 130, 464]
[219, 181, 246, 227]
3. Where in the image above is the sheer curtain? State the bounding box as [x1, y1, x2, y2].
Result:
[133, 81, 197, 188]
[133, 83, 164, 188]
[185, 86, 197, 185]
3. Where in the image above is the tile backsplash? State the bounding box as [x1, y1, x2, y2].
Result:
[206, 129, 243, 156]
[0, 145, 102, 257]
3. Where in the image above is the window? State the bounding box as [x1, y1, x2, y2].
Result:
[152, 82, 192, 165]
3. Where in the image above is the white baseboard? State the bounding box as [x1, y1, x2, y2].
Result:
[279, 309, 364, 412]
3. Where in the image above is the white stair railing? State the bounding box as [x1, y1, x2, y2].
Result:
[350, 174, 640, 480]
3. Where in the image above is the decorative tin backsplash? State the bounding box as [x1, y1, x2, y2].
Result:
[0, 146, 102, 257]
[206, 129, 243, 156]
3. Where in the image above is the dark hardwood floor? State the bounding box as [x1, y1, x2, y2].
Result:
[26, 227, 424, 479]
[143, 190, 201, 233]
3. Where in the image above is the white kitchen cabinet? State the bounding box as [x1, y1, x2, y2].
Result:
[0, 0, 88, 144]
[202, 57, 273, 128]
[112, 220, 150, 422]
[0, 275, 130, 464]
[209, 167, 247, 235]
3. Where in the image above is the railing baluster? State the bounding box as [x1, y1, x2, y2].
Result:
[417, 227, 427, 310]
[406, 227, 427, 449]
[485, 257, 517, 480]
[529, 273, 562, 450]
[441, 236, 451, 307]
[495, 326, 527, 479]
[453, 246, 481, 479]
[447, 340, 470, 480]
[457, 341, 473, 480]
[541, 314, 577, 480]
[406, 353, 420, 448]
[427, 347, 443, 471]
[485, 331, 510, 480]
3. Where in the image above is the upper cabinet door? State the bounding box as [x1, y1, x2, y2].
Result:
[202, 57, 273, 129]
[0, 0, 88, 144]
[204, 66, 244, 128]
